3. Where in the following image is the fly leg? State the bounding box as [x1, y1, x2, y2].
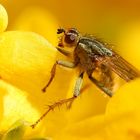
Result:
[56, 47, 72, 57]
[42, 60, 77, 92]
[31, 72, 84, 128]
[74, 72, 84, 96]
[67, 72, 84, 108]
[88, 75, 113, 97]
[31, 96, 76, 128]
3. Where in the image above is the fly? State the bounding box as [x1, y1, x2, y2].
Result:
[31, 28, 140, 128]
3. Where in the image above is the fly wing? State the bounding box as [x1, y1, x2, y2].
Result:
[95, 64, 114, 90]
[101, 52, 140, 82]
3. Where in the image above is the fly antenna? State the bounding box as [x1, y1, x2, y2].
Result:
[57, 28, 65, 34]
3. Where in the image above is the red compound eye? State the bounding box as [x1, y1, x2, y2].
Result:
[64, 33, 76, 44]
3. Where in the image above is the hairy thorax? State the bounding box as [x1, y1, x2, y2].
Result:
[74, 43, 96, 73]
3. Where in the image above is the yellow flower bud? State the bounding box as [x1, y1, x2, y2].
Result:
[0, 4, 8, 32]
[0, 31, 57, 94]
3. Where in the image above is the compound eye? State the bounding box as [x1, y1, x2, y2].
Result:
[64, 33, 76, 44]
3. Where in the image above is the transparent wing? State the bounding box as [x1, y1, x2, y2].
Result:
[101, 52, 140, 82]
[97, 64, 114, 90]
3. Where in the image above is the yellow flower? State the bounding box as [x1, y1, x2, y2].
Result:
[0, 2, 140, 140]
[0, 4, 8, 32]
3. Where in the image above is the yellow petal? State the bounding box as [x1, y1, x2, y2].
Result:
[0, 31, 62, 133]
[0, 4, 8, 32]
[0, 80, 39, 131]
[54, 115, 105, 140]
[104, 79, 140, 140]
[27, 138, 48, 140]
[106, 78, 140, 116]
[96, 111, 140, 140]
[0, 31, 57, 94]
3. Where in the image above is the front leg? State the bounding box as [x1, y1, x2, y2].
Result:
[56, 47, 72, 57]
[42, 60, 77, 92]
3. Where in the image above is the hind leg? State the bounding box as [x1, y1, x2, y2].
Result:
[32, 72, 84, 128]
